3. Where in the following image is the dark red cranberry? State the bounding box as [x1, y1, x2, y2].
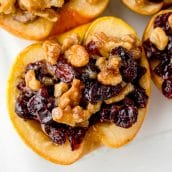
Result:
[27, 88, 55, 124]
[84, 81, 122, 103]
[162, 78, 172, 99]
[154, 12, 172, 34]
[154, 59, 172, 79]
[132, 66, 147, 84]
[111, 46, 138, 82]
[43, 123, 67, 145]
[55, 59, 77, 83]
[68, 127, 86, 151]
[115, 104, 138, 128]
[100, 105, 119, 123]
[86, 41, 100, 55]
[79, 58, 99, 82]
[15, 95, 33, 119]
[128, 87, 148, 108]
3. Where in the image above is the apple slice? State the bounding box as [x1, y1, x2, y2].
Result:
[84, 17, 151, 147]
[122, 0, 163, 15]
[143, 9, 172, 98]
[7, 17, 151, 165]
[0, 0, 109, 40]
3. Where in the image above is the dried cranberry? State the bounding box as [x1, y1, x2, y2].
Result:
[43, 123, 67, 145]
[55, 59, 76, 83]
[128, 87, 148, 108]
[79, 58, 99, 82]
[99, 105, 119, 123]
[115, 104, 138, 128]
[162, 78, 172, 99]
[154, 59, 172, 79]
[111, 46, 138, 82]
[86, 41, 100, 55]
[15, 95, 33, 119]
[68, 127, 86, 151]
[84, 81, 122, 103]
[27, 88, 54, 124]
[154, 12, 172, 34]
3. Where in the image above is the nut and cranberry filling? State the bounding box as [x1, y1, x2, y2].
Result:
[0, 0, 70, 23]
[143, 12, 172, 99]
[15, 32, 148, 150]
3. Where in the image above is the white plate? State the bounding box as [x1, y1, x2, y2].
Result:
[0, 1, 172, 172]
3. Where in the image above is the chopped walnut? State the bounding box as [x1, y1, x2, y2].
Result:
[89, 32, 140, 57]
[52, 79, 101, 126]
[65, 45, 89, 67]
[96, 56, 122, 86]
[54, 82, 68, 98]
[150, 27, 168, 51]
[43, 40, 61, 65]
[62, 33, 80, 51]
[25, 70, 41, 91]
[105, 83, 134, 104]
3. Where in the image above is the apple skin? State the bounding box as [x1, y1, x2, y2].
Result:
[0, 0, 109, 40]
[7, 17, 150, 165]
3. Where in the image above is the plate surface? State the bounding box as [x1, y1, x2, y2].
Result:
[0, 1, 172, 172]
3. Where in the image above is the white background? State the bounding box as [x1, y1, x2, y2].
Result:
[0, 1, 172, 172]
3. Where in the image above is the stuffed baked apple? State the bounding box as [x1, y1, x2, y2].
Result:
[7, 17, 151, 165]
[122, 0, 172, 15]
[143, 10, 172, 98]
[0, 0, 109, 40]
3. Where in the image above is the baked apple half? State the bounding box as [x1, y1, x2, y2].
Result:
[143, 10, 172, 99]
[7, 17, 151, 165]
[122, 0, 172, 15]
[0, 0, 109, 40]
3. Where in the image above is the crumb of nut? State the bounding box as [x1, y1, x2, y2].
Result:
[98, 70, 122, 86]
[107, 56, 121, 69]
[96, 56, 122, 86]
[54, 82, 68, 98]
[150, 27, 168, 51]
[62, 33, 80, 51]
[105, 83, 134, 104]
[65, 45, 89, 67]
[58, 79, 83, 108]
[168, 15, 172, 29]
[43, 40, 61, 64]
[52, 102, 101, 127]
[25, 70, 41, 91]
[52, 79, 101, 127]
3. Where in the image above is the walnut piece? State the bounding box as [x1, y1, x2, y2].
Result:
[150, 27, 168, 51]
[25, 70, 41, 91]
[43, 40, 61, 64]
[105, 83, 134, 104]
[90, 32, 140, 54]
[65, 45, 89, 67]
[52, 79, 101, 126]
[62, 33, 80, 51]
[96, 56, 122, 86]
[54, 82, 68, 98]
